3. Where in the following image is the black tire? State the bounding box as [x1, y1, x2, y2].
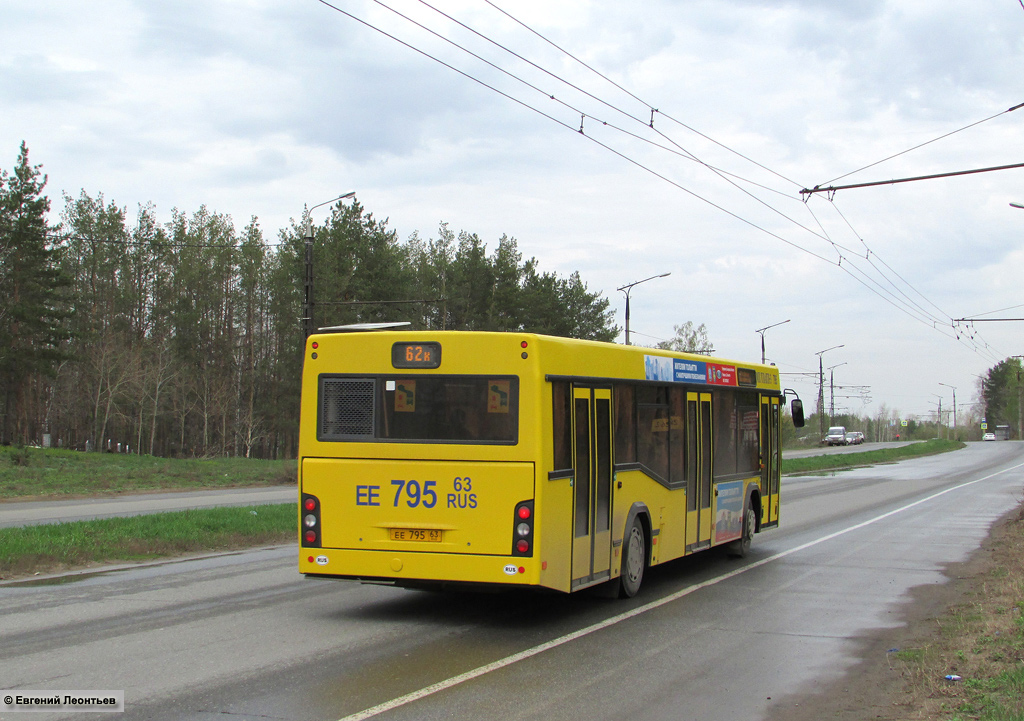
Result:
[728, 506, 756, 558]
[619, 517, 646, 598]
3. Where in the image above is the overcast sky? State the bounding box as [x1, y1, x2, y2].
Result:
[3, 0, 1024, 425]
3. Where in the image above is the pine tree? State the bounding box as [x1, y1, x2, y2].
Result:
[0, 142, 71, 444]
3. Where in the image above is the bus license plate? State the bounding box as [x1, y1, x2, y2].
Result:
[389, 528, 442, 542]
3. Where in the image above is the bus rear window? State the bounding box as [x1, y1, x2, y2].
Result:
[318, 375, 518, 443]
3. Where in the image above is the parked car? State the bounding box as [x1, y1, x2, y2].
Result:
[983, 432, 996, 441]
[845, 431, 864, 445]
[825, 426, 847, 446]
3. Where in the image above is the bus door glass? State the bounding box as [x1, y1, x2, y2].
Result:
[685, 392, 714, 550]
[571, 386, 613, 588]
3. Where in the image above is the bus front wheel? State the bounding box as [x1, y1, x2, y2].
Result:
[619, 517, 646, 598]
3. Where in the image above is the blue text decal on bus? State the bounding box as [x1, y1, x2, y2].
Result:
[645, 355, 706, 384]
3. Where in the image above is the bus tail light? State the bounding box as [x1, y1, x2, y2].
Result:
[301, 493, 321, 548]
[511, 500, 534, 556]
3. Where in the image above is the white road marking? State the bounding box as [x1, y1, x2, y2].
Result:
[337, 462, 1024, 721]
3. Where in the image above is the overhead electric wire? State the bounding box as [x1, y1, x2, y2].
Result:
[442, 0, 978, 315]
[314, 0, 1003, 363]
[416, 0, 649, 127]
[483, 0, 804, 189]
[315, 0, 838, 266]
[394, 0, 820, 239]
[371, 0, 805, 207]
[475, 0, 995, 349]
[314, 0, 579, 136]
[806, 200, 955, 326]
[961, 302, 1024, 318]
[819, 102, 1024, 187]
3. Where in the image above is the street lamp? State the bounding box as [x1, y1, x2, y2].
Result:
[755, 319, 790, 364]
[303, 192, 356, 339]
[617, 273, 671, 346]
[815, 344, 844, 439]
[938, 382, 957, 437]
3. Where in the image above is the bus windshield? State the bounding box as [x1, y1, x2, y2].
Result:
[318, 375, 518, 443]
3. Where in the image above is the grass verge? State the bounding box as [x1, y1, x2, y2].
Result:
[782, 439, 965, 476]
[0, 503, 295, 580]
[0, 446, 296, 499]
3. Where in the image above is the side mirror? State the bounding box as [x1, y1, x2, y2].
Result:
[791, 399, 805, 428]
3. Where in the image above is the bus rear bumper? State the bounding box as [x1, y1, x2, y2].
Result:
[299, 547, 542, 589]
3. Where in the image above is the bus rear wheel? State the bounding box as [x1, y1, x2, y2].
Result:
[619, 517, 646, 598]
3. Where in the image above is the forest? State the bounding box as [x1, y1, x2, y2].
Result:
[4, 142, 1019, 458]
[0, 143, 618, 458]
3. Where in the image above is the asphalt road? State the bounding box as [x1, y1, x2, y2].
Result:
[1, 442, 1022, 721]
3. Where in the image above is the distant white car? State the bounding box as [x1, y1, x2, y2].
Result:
[825, 426, 847, 446]
[845, 431, 864, 445]
[983, 432, 996, 441]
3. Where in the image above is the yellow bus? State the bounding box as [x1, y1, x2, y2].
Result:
[298, 328, 804, 597]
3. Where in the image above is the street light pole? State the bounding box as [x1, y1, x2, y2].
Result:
[303, 192, 356, 340]
[755, 319, 790, 364]
[815, 344, 844, 440]
[938, 382, 957, 439]
[617, 273, 671, 346]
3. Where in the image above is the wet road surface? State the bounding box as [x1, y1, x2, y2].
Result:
[1, 442, 1021, 721]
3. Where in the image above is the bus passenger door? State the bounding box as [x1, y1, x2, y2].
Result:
[760, 397, 773, 526]
[764, 397, 781, 526]
[685, 392, 714, 551]
[571, 386, 613, 589]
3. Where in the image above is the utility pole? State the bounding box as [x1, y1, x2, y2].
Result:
[302, 192, 355, 340]
[828, 362, 847, 420]
[815, 345, 844, 440]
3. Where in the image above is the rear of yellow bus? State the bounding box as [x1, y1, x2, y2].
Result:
[297, 331, 548, 591]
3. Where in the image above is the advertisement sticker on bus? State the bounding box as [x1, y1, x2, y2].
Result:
[674, 359, 706, 383]
[705, 363, 737, 386]
[644, 355, 674, 381]
[645, 356, 739, 387]
[714, 480, 744, 543]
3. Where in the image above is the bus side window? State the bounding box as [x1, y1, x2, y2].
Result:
[614, 384, 635, 463]
[669, 387, 685, 487]
[637, 385, 669, 482]
[552, 382, 572, 472]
